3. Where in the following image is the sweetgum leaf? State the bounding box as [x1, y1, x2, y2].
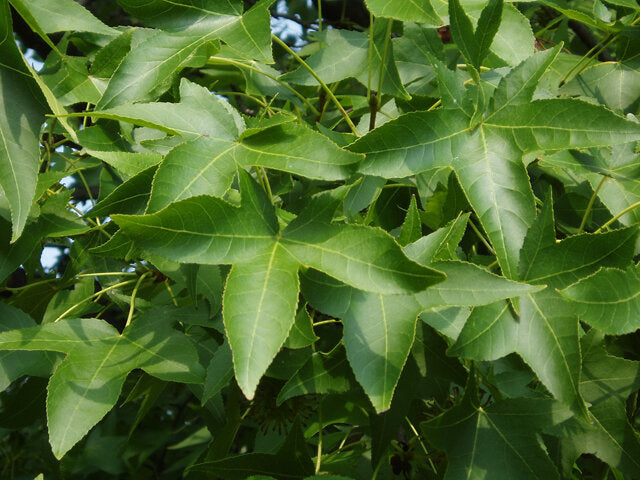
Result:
[560, 264, 640, 334]
[0, 303, 59, 392]
[302, 260, 539, 411]
[11, 0, 117, 35]
[86, 80, 362, 211]
[223, 243, 300, 397]
[351, 51, 640, 278]
[549, 331, 640, 477]
[115, 170, 443, 398]
[365, 0, 440, 24]
[0, 310, 204, 458]
[0, 2, 46, 241]
[422, 374, 572, 479]
[99, 0, 271, 108]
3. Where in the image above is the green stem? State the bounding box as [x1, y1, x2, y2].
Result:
[367, 12, 374, 102]
[468, 218, 496, 255]
[313, 319, 341, 327]
[125, 272, 150, 328]
[578, 176, 606, 233]
[406, 417, 438, 474]
[272, 34, 360, 136]
[595, 200, 640, 233]
[53, 279, 137, 322]
[376, 19, 393, 109]
[75, 272, 138, 278]
[315, 401, 323, 474]
[208, 57, 320, 115]
[560, 15, 640, 86]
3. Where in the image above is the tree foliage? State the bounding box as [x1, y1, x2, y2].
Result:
[1, 0, 640, 478]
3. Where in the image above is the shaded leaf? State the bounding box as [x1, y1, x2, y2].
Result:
[0, 309, 204, 458]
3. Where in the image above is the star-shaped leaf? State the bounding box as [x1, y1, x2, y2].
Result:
[560, 263, 640, 334]
[451, 192, 638, 415]
[349, 46, 640, 279]
[114, 171, 445, 399]
[300, 220, 540, 411]
[84, 79, 362, 212]
[421, 373, 572, 479]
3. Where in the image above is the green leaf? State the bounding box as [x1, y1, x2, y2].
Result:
[521, 227, 638, 289]
[116, 170, 442, 398]
[187, 419, 314, 479]
[365, 0, 440, 24]
[0, 303, 58, 391]
[397, 195, 422, 246]
[98, 1, 271, 108]
[351, 81, 640, 278]
[302, 260, 539, 410]
[281, 21, 409, 99]
[550, 331, 640, 477]
[281, 221, 444, 295]
[0, 309, 204, 458]
[560, 264, 640, 334]
[10, 0, 116, 35]
[87, 80, 361, 210]
[490, 45, 561, 113]
[341, 291, 421, 412]
[561, 62, 640, 113]
[449, 0, 480, 70]
[91, 166, 156, 217]
[223, 243, 300, 397]
[284, 305, 318, 349]
[403, 213, 469, 264]
[202, 341, 234, 404]
[0, 2, 46, 241]
[421, 374, 572, 480]
[277, 344, 356, 405]
[474, 0, 504, 68]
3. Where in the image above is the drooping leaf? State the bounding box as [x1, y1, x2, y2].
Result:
[223, 243, 300, 397]
[0, 2, 46, 241]
[0, 309, 204, 458]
